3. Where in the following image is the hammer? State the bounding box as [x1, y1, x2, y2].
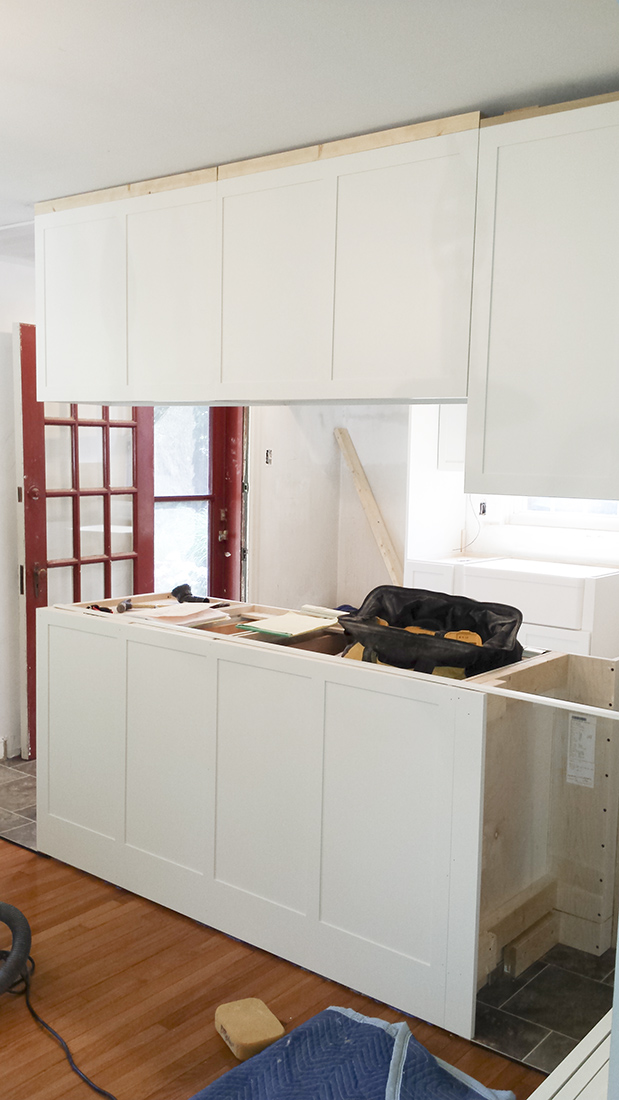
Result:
[172, 584, 229, 609]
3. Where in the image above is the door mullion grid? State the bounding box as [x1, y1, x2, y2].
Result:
[102, 408, 112, 598]
[70, 404, 81, 603]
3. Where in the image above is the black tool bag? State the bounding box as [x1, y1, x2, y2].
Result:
[342, 585, 523, 676]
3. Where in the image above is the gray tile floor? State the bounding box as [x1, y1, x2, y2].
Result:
[475, 943, 615, 1074]
[0, 757, 37, 850]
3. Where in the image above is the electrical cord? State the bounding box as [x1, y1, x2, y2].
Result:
[0, 950, 119, 1100]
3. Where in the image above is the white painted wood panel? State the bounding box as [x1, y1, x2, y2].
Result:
[36, 609, 486, 1038]
[320, 681, 450, 957]
[466, 99, 619, 498]
[214, 657, 317, 914]
[331, 132, 477, 399]
[125, 640, 212, 873]
[218, 164, 335, 397]
[126, 188, 219, 401]
[37, 213, 127, 401]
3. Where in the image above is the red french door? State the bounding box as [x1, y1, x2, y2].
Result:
[19, 324, 154, 758]
[19, 325, 245, 759]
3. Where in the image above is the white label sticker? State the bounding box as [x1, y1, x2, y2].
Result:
[567, 714, 596, 788]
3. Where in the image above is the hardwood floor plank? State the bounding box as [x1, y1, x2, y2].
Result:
[0, 843, 546, 1100]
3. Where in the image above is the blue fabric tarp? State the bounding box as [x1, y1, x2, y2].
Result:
[190, 1006, 515, 1100]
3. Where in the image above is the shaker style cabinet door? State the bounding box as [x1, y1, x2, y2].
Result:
[36, 209, 128, 402]
[216, 162, 337, 402]
[465, 99, 619, 498]
[126, 184, 219, 403]
[329, 127, 478, 401]
[36, 181, 219, 404]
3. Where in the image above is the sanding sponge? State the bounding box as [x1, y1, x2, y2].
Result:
[215, 998, 285, 1061]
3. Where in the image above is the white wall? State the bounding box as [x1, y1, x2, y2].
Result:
[0, 259, 35, 757]
[247, 405, 408, 610]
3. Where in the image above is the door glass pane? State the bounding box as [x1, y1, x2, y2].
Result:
[154, 406, 210, 495]
[78, 404, 103, 420]
[46, 497, 73, 560]
[78, 427, 104, 488]
[44, 402, 71, 418]
[81, 563, 105, 603]
[110, 495, 133, 553]
[154, 500, 209, 595]
[111, 559, 133, 598]
[109, 406, 134, 421]
[47, 565, 74, 605]
[45, 425, 73, 490]
[109, 427, 134, 487]
[80, 496, 105, 556]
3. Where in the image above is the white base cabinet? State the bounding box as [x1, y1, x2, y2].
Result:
[404, 557, 619, 658]
[37, 606, 485, 1038]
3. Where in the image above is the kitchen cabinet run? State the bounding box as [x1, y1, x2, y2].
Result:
[465, 99, 619, 498]
[35, 126, 478, 405]
[37, 595, 619, 1044]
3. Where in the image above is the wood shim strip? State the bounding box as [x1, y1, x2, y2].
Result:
[35, 111, 480, 210]
[35, 166, 218, 215]
[481, 89, 619, 127]
[334, 427, 403, 587]
[218, 111, 480, 180]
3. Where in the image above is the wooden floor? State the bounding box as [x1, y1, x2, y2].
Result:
[0, 840, 545, 1100]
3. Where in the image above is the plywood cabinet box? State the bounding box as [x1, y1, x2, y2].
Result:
[37, 598, 619, 1041]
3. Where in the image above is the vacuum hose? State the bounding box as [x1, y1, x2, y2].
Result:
[0, 902, 32, 995]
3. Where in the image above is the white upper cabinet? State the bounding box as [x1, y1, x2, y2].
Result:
[35, 122, 478, 405]
[37, 211, 128, 401]
[465, 100, 619, 498]
[217, 163, 336, 401]
[330, 130, 478, 401]
[36, 181, 219, 403]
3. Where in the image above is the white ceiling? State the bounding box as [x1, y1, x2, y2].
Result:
[2, 0, 619, 262]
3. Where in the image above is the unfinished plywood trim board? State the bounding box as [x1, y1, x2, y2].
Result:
[35, 166, 219, 215]
[218, 111, 480, 179]
[35, 112, 480, 211]
[335, 427, 403, 586]
[481, 89, 619, 127]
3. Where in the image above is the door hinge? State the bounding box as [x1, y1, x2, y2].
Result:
[241, 547, 248, 562]
[17, 486, 22, 503]
[19, 565, 24, 595]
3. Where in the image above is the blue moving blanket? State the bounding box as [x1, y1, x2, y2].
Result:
[190, 1006, 515, 1100]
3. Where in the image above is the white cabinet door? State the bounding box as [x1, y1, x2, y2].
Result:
[126, 186, 219, 402]
[217, 163, 336, 401]
[330, 129, 478, 401]
[36, 210, 128, 401]
[36, 182, 219, 403]
[466, 100, 619, 497]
